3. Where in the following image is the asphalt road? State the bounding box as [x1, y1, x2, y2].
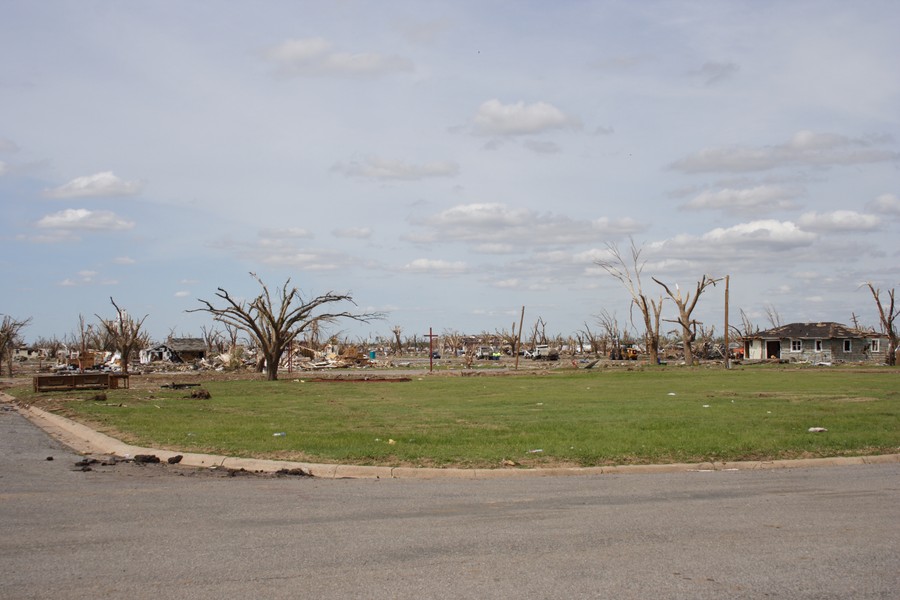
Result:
[1, 405, 898, 600]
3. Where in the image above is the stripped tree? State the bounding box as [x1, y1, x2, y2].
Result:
[189, 273, 382, 380]
[864, 282, 898, 366]
[95, 298, 149, 374]
[652, 275, 719, 366]
[0, 315, 32, 376]
[595, 240, 664, 365]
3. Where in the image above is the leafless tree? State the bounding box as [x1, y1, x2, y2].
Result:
[189, 273, 382, 380]
[31, 335, 64, 360]
[578, 321, 603, 356]
[653, 275, 720, 366]
[95, 298, 149, 374]
[595, 240, 664, 365]
[199, 325, 226, 354]
[864, 282, 898, 366]
[391, 325, 403, 356]
[595, 309, 622, 357]
[764, 303, 783, 329]
[529, 317, 549, 349]
[0, 315, 31, 376]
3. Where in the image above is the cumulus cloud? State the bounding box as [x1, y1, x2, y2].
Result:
[402, 258, 467, 274]
[332, 157, 459, 180]
[797, 210, 880, 232]
[43, 171, 142, 199]
[264, 37, 413, 77]
[649, 220, 817, 267]
[174, 291, 191, 298]
[411, 203, 644, 249]
[213, 234, 365, 271]
[682, 184, 802, 213]
[472, 99, 581, 136]
[868, 193, 900, 216]
[36, 209, 135, 231]
[670, 131, 900, 174]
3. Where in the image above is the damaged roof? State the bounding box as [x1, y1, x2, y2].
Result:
[746, 322, 874, 339]
[166, 338, 207, 352]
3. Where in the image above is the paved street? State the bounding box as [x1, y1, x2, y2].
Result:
[1, 405, 898, 599]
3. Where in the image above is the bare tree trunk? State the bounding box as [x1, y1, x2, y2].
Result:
[653, 275, 719, 366]
[865, 282, 898, 366]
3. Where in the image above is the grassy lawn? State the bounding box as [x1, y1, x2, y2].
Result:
[10, 365, 899, 468]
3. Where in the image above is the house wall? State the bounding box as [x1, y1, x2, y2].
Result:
[745, 337, 888, 363]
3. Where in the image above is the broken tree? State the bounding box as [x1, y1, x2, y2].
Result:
[188, 273, 382, 381]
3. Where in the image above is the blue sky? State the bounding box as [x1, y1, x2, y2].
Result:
[2, 1, 899, 344]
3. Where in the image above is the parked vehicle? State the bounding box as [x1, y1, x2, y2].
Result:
[532, 345, 559, 361]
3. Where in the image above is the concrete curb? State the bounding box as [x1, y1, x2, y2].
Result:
[8, 397, 900, 479]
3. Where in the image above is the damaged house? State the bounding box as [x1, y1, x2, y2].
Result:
[140, 338, 207, 364]
[742, 322, 890, 364]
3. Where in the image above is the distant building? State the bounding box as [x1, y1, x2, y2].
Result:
[742, 322, 889, 364]
[140, 338, 207, 364]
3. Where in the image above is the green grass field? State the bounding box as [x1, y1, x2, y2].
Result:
[12, 366, 900, 468]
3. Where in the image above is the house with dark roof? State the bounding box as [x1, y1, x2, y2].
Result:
[742, 322, 889, 364]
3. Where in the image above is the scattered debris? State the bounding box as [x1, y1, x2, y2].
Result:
[160, 382, 201, 390]
[501, 459, 519, 467]
[275, 467, 311, 477]
[167, 455, 183, 464]
[808, 427, 828, 433]
[46, 456, 53, 461]
[527, 449, 543, 454]
[273, 432, 286, 437]
[388, 439, 397, 445]
[133, 454, 161, 464]
[90, 392, 107, 402]
[668, 392, 677, 396]
[189, 388, 211, 399]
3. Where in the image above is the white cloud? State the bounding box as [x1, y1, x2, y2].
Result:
[36, 209, 135, 231]
[413, 203, 644, 250]
[682, 184, 801, 213]
[402, 258, 467, 274]
[472, 99, 581, 136]
[113, 256, 136, 265]
[868, 193, 900, 216]
[264, 37, 413, 77]
[43, 171, 142, 199]
[648, 220, 818, 269]
[332, 157, 459, 180]
[670, 131, 900, 174]
[174, 291, 191, 298]
[333, 227, 372, 239]
[797, 210, 880, 232]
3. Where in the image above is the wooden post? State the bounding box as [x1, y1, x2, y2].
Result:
[424, 327, 437, 373]
[724, 275, 730, 370]
[514, 306, 525, 371]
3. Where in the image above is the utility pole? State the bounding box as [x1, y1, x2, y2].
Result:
[424, 327, 438, 373]
[724, 275, 731, 370]
[514, 306, 525, 371]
